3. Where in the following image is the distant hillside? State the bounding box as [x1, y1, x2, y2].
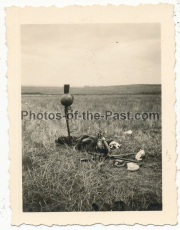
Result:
[21, 84, 161, 95]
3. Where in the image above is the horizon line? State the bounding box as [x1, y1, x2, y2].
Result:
[21, 83, 161, 88]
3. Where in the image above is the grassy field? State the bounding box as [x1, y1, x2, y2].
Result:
[22, 94, 162, 212]
[21, 84, 161, 95]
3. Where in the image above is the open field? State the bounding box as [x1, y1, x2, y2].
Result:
[22, 94, 162, 212]
[21, 84, 161, 95]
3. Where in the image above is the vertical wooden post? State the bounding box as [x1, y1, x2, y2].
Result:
[64, 85, 71, 144]
[65, 105, 71, 144]
[64, 84, 70, 94]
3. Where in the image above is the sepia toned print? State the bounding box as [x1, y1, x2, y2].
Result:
[21, 23, 162, 213]
[7, 5, 177, 226]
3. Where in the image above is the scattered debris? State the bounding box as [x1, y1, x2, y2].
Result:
[135, 149, 145, 161]
[114, 160, 126, 167]
[127, 162, 139, 171]
[110, 155, 139, 164]
[109, 141, 122, 149]
[124, 130, 133, 135]
[56, 130, 147, 172]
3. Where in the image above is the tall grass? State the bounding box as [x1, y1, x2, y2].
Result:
[22, 95, 162, 212]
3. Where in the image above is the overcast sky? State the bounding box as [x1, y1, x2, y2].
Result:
[21, 24, 161, 87]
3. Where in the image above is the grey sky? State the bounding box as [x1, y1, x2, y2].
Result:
[21, 24, 161, 87]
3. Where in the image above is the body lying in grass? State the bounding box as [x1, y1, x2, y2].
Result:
[56, 131, 121, 155]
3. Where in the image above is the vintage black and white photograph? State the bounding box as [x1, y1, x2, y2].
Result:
[21, 23, 162, 212]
